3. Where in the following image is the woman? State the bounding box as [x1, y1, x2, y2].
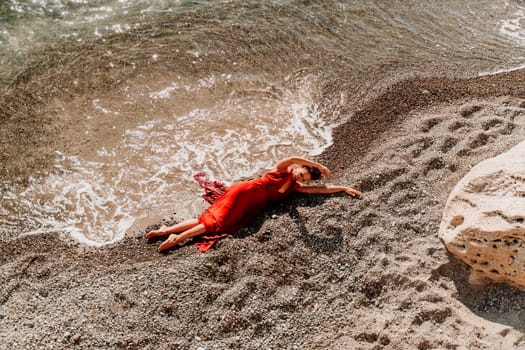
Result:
[146, 156, 362, 252]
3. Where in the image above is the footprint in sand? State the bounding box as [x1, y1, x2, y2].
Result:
[459, 104, 483, 118]
[357, 167, 406, 192]
[482, 118, 504, 131]
[423, 156, 446, 175]
[448, 120, 469, 131]
[467, 132, 491, 149]
[420, 117, 442, 133]
[439, 136, 459, 154]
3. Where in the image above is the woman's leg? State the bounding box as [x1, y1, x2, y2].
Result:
[145, 218, 200, 239]
[158, 223, 207, 253]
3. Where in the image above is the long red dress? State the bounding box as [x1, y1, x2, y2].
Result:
[198, 170, 297, 234]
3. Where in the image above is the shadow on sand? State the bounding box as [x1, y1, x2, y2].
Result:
[261, 193, 346, 255]
[145, 191, 350, 255]
[435, 254, 525, 332]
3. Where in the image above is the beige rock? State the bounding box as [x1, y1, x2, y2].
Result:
[438, 140, 525, 289]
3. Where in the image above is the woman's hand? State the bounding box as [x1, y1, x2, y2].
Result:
[345, 187, 363, 198]
[319, 165, 331, 178]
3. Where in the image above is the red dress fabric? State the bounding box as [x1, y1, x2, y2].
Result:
[193, 172, 230, 252]
[194, 170, 297, 252]
[193, 172, 229, 204]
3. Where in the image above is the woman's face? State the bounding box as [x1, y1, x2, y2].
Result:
[293, 166, 312, 183]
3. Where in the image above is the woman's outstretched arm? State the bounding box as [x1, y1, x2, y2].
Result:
[296, 183, 363, 198]
[274, 156, 331, 177]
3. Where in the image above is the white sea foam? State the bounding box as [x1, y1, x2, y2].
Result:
[478, 63, 525, 77]
[500, 8, 525, 44]
[148, 83, 179, 99]
[2, 76, 337, 246]
[479, 6, 525, 76]
[13, 156, 134, 246]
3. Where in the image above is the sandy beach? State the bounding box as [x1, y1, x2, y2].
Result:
[2, 68, 525, 349]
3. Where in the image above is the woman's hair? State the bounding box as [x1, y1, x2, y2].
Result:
[304, 166, 322, 180]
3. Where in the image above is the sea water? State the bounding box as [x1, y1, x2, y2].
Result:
[1, 0, 525, 245]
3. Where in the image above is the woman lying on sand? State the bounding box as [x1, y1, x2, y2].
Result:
[146, 156, 362, 253]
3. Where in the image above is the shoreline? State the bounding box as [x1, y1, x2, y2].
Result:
[2, 70, 525, 349]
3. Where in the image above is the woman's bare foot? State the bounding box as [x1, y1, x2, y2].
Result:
[145, 225, 169, 239]
[158, 234, 184, 253]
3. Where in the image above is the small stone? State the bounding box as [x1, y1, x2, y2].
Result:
[72, 334, 81, 344]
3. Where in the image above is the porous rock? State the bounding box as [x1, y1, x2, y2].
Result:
[438, 140, 525, 289]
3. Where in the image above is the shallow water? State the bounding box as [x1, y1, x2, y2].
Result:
[3, 73, 332, 245]
[1, 0, 525, 245]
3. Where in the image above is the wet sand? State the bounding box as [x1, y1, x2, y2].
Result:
[2, 70, 525, 349]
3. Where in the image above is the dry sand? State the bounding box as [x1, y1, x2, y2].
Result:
[2, 71, 525, 349]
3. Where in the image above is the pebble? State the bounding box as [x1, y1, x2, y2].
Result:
[72, 334, 81, 344]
